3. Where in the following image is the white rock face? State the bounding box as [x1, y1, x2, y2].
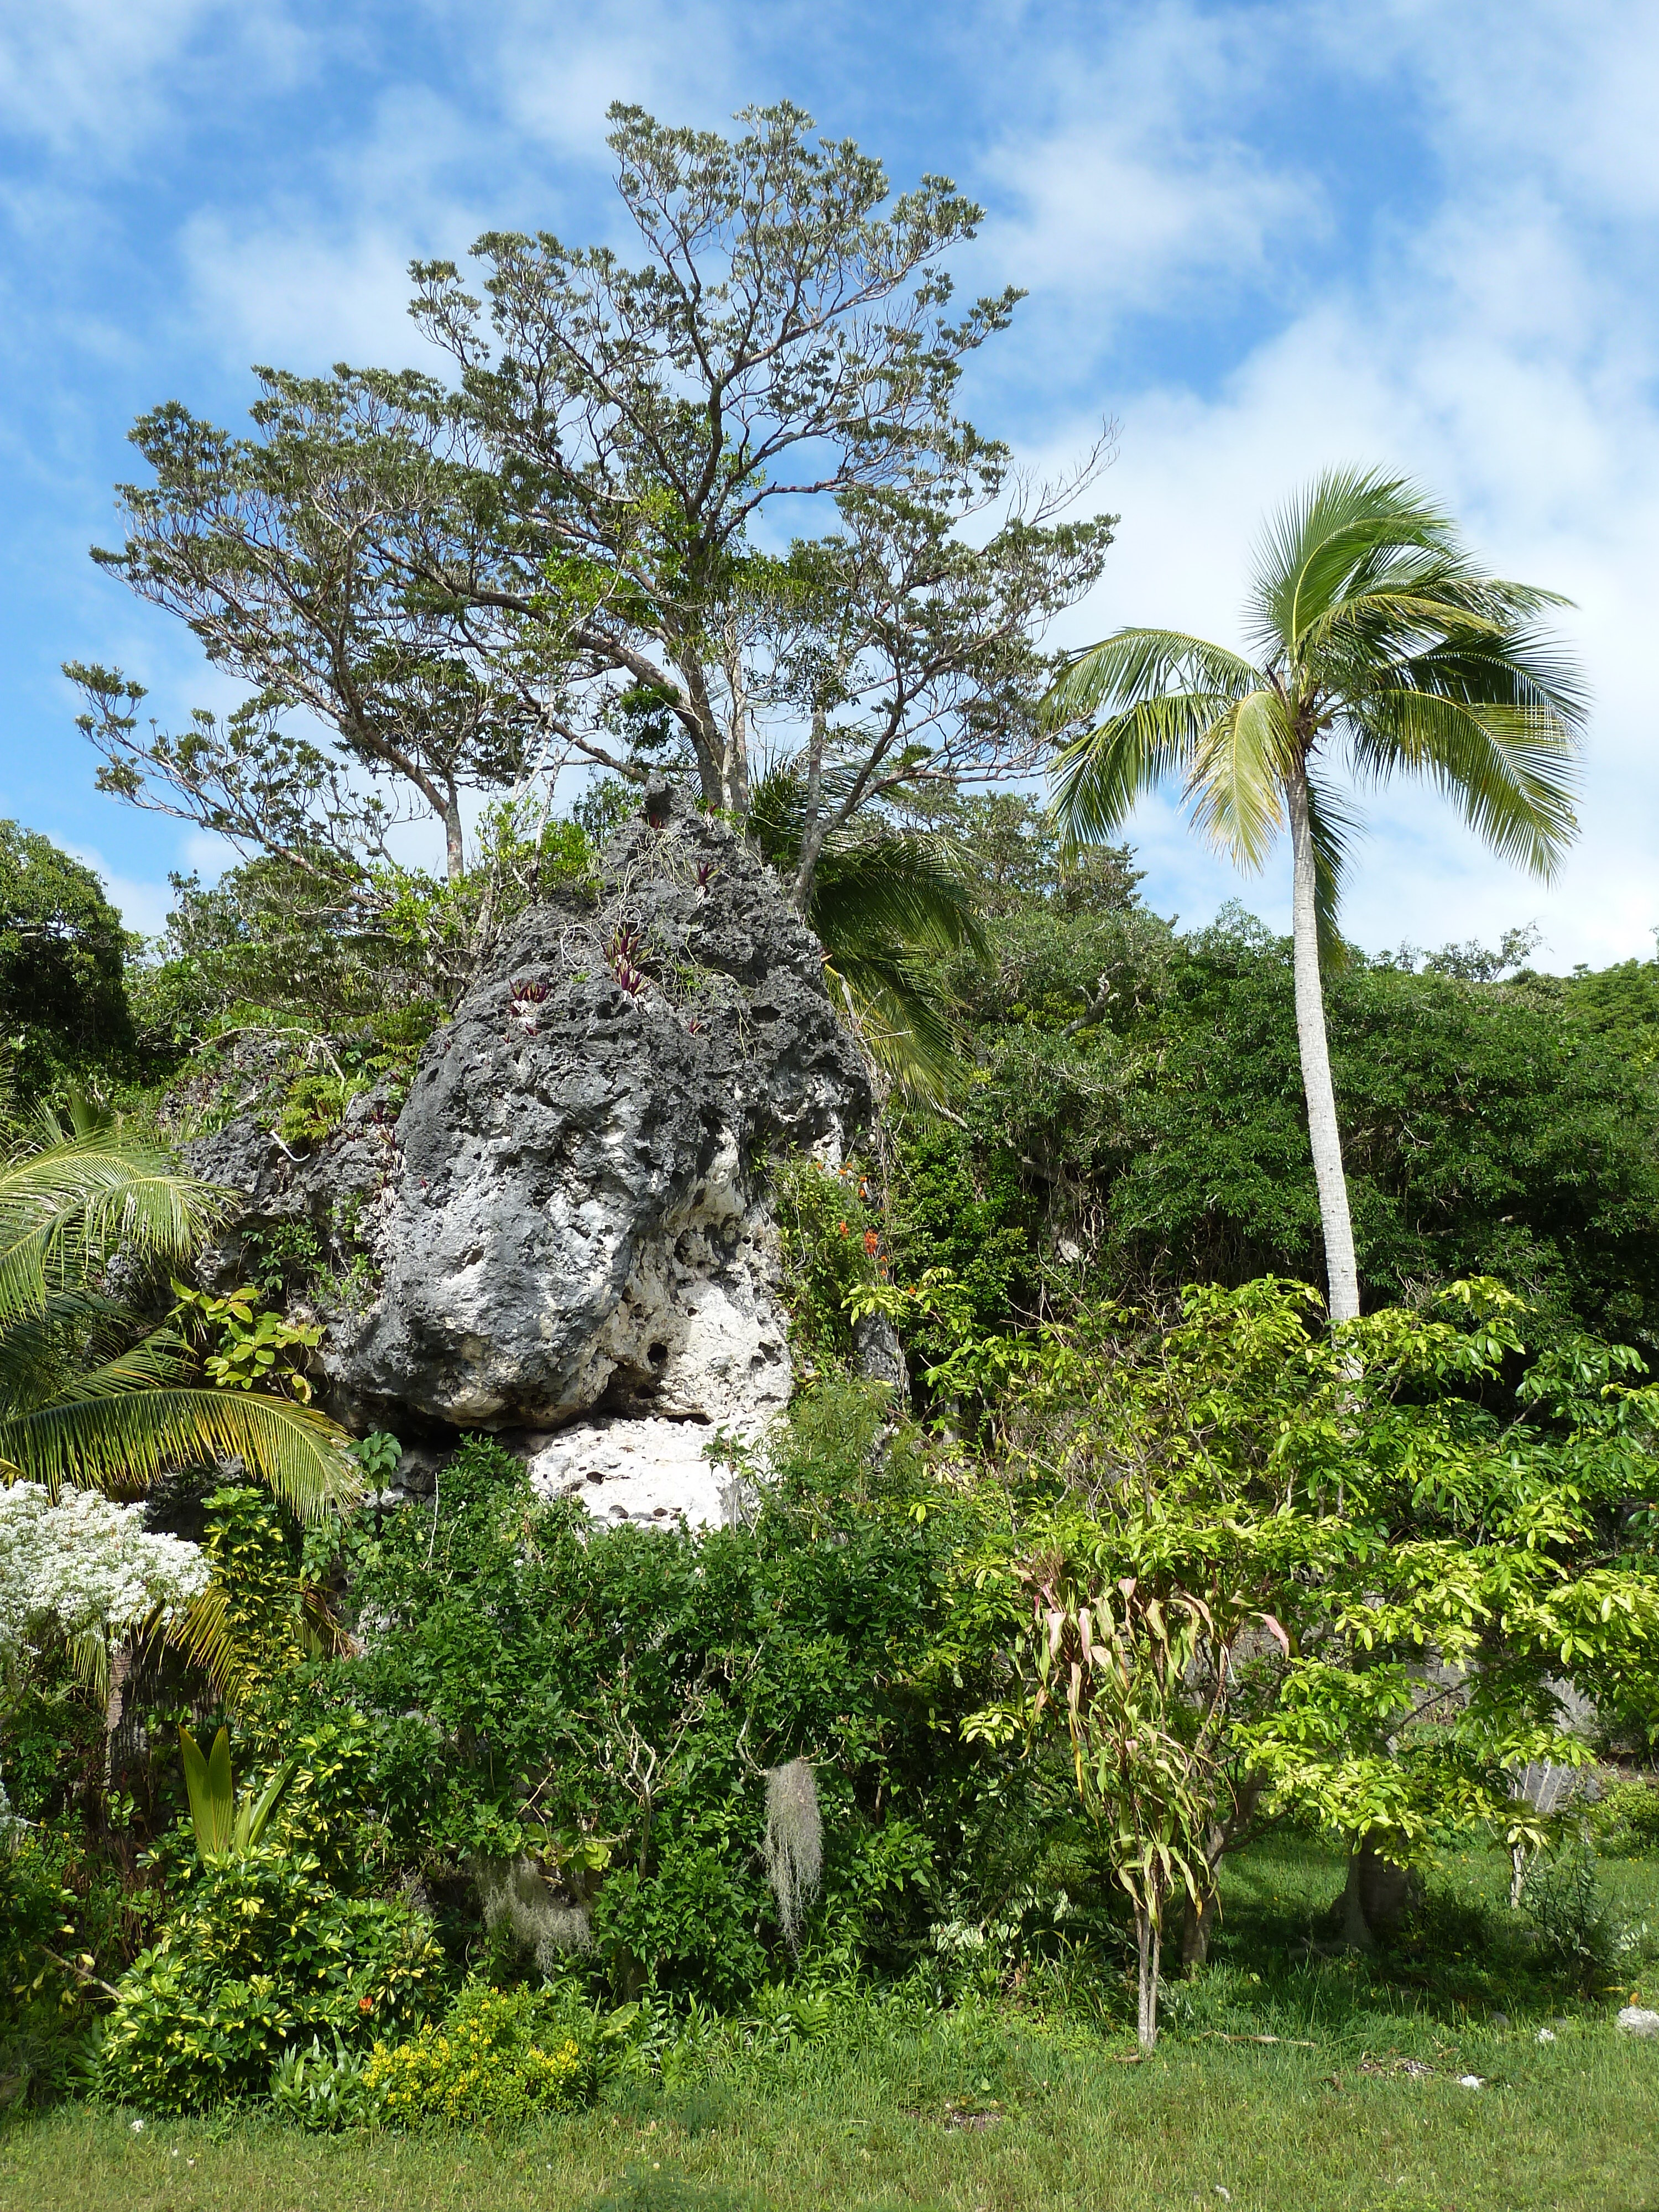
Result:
[524, 1416, 753, 1528]
[1616, 2006, 1659, 2038]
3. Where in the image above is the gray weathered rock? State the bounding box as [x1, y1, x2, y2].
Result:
[186, 781, 873, 1509]
[1616, 2006, 1659, 2038]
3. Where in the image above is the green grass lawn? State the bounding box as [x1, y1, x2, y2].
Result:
[4, 1839, 1656, 2212]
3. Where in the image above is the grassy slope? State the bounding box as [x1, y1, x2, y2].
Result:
[5, 1840, 1656, 2212]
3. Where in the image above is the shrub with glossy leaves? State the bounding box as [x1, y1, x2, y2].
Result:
[96, 1845, 445, 2112]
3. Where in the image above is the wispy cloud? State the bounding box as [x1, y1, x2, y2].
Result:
[977, 3, 1321, 327]
[0, 0, 310, 161]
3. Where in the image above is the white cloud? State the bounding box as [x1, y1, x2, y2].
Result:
[0, 0, 308, 162]
[63, 841, 175, 938]
[978, 2, 1320, 322]
[492, 0, 746, 159]
[985, 8, 1659, 970]
[1314, 0, 1659, 222]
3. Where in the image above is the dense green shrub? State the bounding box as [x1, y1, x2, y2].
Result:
[1587, 1776, 1659, 1858]
[895, 909, 1659, 1350]
[770, 1155, 885, 1369]
[0, 1824, 106, 2109]
[96, 1846, 445, 2113]
[250, 1410, 1013, 2010]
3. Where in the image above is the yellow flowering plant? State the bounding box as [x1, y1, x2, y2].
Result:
[361, 1981, 609, 2129]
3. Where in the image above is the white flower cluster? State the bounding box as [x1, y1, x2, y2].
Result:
[0, 1481, 209, 1653]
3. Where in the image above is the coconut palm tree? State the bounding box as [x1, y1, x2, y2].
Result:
[0, 1097, 357, 1514]
[1044, 468, 1587, 1320]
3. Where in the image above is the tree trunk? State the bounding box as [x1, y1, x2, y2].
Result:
[1286, 758, 1360, 1324]
[1338, 1838, 1415, 1949]
[790, 705, 828, 915]
[442, 791, 466, 883]
[1134, 1905, 1162, 2052]
[1180, 1881, 1218, 1969]
[102, 1640, 133, 1794]
[721, 625, 754, 819]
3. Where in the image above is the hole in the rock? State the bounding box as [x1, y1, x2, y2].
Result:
[648, 1340, 670, 1368]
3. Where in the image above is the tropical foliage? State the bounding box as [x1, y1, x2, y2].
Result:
[3, 89, 1656, 2156]
[0, 1099, 357, 1518]
[1046, 468, 1587, 1318]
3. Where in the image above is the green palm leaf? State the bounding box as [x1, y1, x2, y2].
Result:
[0, 1113, 357, 1517]
[749, 763, 985, 1100]
[0, 1131, 224, 1334]
[0, 1385, 357, 1519]
[1353, 690, 1578, 877]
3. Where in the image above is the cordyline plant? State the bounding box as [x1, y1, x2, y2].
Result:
[883, 1273, 1659, 2047]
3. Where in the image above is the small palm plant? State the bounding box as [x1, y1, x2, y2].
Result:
[0, 1096, 357, 1514]
[178, 1723, 296, 1861]
[1045, 469, 1586, 1319]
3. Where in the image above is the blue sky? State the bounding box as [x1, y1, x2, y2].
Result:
[2, 0, 1654, 968]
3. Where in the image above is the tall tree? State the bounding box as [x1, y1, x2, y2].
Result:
[1044, 469, 1586, 1321]
[72, 103, 1114, 906]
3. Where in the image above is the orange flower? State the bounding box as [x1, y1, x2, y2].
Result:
[863, 1230, 880, 1256]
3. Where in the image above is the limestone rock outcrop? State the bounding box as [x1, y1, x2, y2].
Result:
[186, 782, 872, 1516]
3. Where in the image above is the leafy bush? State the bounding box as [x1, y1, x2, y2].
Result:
[771, 1154, 884, 1369]
[276, 1412, 994, 2010]
[97, 1846, 445, 2113]
[361, 1980, 607, 2128]
[1519, 1848, 1618, 1985]
[1587, 1777, 1659, 1857]
[0, 1825, 103, 2109]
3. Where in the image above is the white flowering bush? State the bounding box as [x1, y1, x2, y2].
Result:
[0, 1482, 208, 1657]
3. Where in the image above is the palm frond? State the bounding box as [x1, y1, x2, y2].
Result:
[0, 1386, 359, 1519]
[823, 948, 967, 1106]
[1250, 469, 1457, 657]
[808, 831, 988, 961]
[1305, 773, 1363, 971]
[1042, 628, 1259, 733]
[0, 1130, 227, 1335]
[49, 1325, 195, 1402]
[0, 1288, 152, 1413]
[1185, 687, 1298, 870]
[1352, 688, 1579, 878]
[1051, 695, 1232, 846]
[748, 761, 985, 1100]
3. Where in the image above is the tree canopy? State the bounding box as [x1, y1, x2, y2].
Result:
[71, 102, 1114, 907]
[0, 822, 132, 1090]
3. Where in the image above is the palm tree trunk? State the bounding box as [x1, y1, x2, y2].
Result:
[1286, 760, 1360, 1323]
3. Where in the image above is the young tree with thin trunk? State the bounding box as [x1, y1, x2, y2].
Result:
[1044, 469, 1586, 1321]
